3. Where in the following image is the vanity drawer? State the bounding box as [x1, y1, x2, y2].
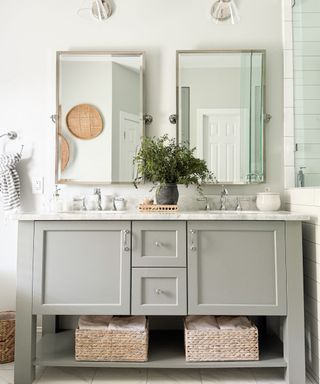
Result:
[132, 221, 186, 267]
[131, 268, 187, 315]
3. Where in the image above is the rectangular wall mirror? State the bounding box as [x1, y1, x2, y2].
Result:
[177, 50, 266, 185]
[56, 51, 144, 184]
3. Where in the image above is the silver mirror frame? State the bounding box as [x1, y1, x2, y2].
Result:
[55, 50, 145, 185]
[176, 49, 267, 185]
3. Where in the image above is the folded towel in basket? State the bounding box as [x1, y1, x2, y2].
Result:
[78, 315, 112, 330]
[109, 316, 146, 331]
[217, 316, 251, 330]
[185, 315, 219, 330]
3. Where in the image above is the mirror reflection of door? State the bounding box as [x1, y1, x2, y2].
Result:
[178, 51, 265, 185]
[119, 112, 140, 181]
[197, 109, 242, 184]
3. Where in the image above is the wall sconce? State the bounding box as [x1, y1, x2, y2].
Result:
[92, 0, 112, 21]
[78, 0, 112, 21]
[211, 0, 240, 24]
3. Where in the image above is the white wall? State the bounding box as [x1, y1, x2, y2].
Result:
[0, 0, 283, 311]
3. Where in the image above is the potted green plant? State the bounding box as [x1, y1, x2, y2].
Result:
[133, 135, 215, 205]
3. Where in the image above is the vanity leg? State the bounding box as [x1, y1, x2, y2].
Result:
[14, 222, 36, 384]
[42, 315, 57, 335]
[283, 222, 306, 384]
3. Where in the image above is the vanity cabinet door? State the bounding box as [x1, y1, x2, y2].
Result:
[33, 221, 131, 315]
[188, 221, 287, 315]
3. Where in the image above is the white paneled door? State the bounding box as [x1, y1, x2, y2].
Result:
[119, 111, 141, 181]
[197, 109, 241, 183]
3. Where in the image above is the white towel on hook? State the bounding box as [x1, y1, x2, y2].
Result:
[0, 152, 21, 211]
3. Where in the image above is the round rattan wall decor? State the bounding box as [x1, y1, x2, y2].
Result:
[59, 134, 70, 172]
[66, 104, 103, 140]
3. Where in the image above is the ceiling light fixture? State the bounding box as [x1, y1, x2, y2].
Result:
[211, 0, 240, 24]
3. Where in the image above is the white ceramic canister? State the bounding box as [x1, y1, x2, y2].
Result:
[114, 197, 127, 211]
[256, 191, 281, 211]
[87, 194, 99, 211]
[101, 195, 113, 211]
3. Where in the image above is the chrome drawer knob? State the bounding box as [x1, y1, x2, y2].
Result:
[154, 241, 162, 247]
[155, 288, 163, 295]
[191, 246, 197, 251]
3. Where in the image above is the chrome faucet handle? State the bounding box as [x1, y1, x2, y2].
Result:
[221, 185, 229, 196]
[94, 188, 102, 211]
[235, 198, 241, 211]
[220, 185, 229, 210]
[82, 196, 87, 211]
[112, 196, 117, 211]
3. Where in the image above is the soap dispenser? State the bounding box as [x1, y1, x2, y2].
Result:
[50, 185, 64, 212]
[297, 167, 306, 188]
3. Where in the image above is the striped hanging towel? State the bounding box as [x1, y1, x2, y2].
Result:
[0, 152, 21, 211]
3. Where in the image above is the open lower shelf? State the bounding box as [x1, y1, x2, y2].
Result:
[34, 330, 286, 369]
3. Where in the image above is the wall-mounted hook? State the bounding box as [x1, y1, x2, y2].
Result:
[143, 114, 153, 125]
[169, 114, 177, 125]
[50, 114, 57, 124]
[264, 113, 272, 123]
[0, 131, 18, 140]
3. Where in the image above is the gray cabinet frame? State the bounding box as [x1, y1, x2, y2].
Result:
[14, 219, 306, 384]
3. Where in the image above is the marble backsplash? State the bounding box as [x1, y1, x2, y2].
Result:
[45, 184, 258, 212]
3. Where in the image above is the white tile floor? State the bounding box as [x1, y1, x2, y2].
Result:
[0, 364, 314, 384]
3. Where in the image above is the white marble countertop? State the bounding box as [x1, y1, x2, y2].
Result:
[13, 210, 310, 221]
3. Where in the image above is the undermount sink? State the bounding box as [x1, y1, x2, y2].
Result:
[206, 210, 263, 214]
[62, 210, 125, 214]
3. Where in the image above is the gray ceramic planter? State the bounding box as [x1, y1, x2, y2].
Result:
[156, 184, 179, 205]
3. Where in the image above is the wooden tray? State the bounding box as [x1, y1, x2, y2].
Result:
[138, 204, 178, 212]
[66, 104, 103, 140]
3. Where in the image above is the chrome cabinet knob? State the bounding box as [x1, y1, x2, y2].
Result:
[155, 288, 163, 295]
[154, 241, 162, 247]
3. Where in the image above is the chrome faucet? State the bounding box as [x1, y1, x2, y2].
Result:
[93, 188, 102, 211]
[220, 185, 229, 210]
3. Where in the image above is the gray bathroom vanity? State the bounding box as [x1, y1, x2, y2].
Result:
[14, 211, 308, 384]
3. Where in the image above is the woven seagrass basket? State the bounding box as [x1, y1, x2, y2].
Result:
[75, 320, 148, 362]
[184, 319, 259, 362]
[0, 311, 15, 364]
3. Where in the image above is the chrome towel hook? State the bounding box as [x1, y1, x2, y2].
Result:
[0, 131, 18, 140]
